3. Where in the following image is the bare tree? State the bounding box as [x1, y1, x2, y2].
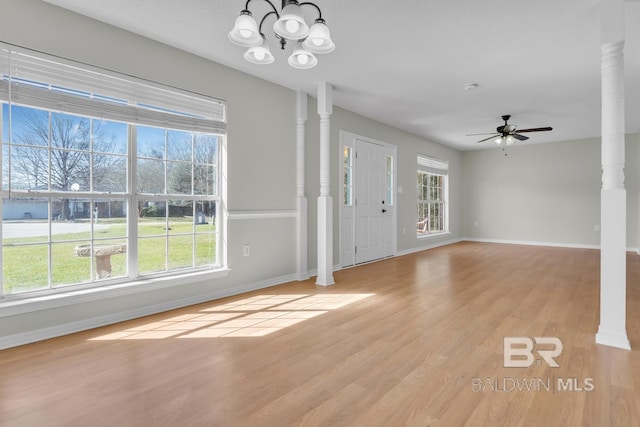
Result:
[167, 133, 217, 196]
[135, 132, 216, 218]
[11, 110, 122, 220]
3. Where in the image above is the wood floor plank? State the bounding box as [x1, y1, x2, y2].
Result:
[1, 242, 640, 426]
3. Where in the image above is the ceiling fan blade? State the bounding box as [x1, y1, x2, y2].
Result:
[512, 133, 529, 141]
[516, 127, 553, 133]
[466, 132, 499, 136]
[476, 134, 499, 143]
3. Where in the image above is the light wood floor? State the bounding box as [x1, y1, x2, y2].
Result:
[2, 242, 640, 426]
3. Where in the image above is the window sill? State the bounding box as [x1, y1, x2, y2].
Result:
[417, 231, 451, 240]
[0, 268, 230, 318]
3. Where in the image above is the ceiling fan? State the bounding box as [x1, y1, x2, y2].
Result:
[468, 115, 553, 145]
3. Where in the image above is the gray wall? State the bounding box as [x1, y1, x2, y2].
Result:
[305, 102, 463, 269]
[0, 0, 463, 345]
[0, 0, 298, 342]
[462, 135, 639, 249]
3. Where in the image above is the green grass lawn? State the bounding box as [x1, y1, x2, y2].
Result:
[3, 218, 216, 294]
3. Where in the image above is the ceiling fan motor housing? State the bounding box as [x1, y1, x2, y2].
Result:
[497, 115, 515, 134]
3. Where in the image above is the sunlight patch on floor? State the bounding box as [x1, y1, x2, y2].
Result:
[89, 293, 375, 340]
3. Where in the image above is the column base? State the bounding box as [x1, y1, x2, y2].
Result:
[316, 195, 334, 286]
[596, 326, 631, 350]
[296, 196, 310, 281]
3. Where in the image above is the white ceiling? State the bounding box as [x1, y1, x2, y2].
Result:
[41, 0, 640, 150]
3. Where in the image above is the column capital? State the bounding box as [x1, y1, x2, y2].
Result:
[296, 90, 307, 122]
[601, 0, 625, 44]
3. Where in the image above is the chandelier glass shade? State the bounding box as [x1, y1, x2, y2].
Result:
[228, 0, 334, 69]
[228, 12, 262, 47]
[303, 19, 335, 53]
[288, 42, 318, 69]
[244, 37, 275, 64]
[273, 2, 309, 39]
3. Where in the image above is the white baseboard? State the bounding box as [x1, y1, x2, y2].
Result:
[306, 264, 342, 278]
[395, 238, 463, 257]
[0, 272, 300, 350]
[596, 326, 631, 350]
[463, 237, 600, 250]
[463, 237, 639, 253]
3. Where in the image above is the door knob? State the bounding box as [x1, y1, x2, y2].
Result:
[382, 208, 387, 213]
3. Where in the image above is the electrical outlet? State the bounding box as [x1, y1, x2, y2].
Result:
[402, 227, 406, 235]
[243, 244, 250, 256]
[474, 221, 479, 227]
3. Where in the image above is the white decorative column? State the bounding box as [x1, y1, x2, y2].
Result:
[316, 82, 335, 286]
[296, 91, 310, 281]
[596, 0, 630, 350]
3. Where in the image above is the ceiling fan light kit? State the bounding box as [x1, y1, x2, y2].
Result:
[494, 135, 515, 146]
[469, 114, 553, 147]
[228, 0, 335, 69]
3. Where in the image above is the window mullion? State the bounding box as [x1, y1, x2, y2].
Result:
[127, 124, 138, 279]
[47, 111, 53, 289]
[191, 134, 196, 268]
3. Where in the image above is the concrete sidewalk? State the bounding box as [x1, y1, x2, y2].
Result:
[2, 221, 111, 238]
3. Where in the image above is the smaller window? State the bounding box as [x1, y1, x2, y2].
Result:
[417, 155, 448, 236]
[386, 156, 393, 206]
[343, 146, 353, 206]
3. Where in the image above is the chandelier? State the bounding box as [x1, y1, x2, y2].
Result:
[228, 0, 335, 69]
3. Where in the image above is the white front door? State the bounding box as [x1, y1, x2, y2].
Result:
[355, 139, 386, 264]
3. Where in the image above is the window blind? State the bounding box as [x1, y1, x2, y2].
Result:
[417, 154, 448, 175]
[0, 46, 226, 134]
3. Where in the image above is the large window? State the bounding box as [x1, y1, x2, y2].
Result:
[417, 155, 448, 236]
[0, 46, 226, 297]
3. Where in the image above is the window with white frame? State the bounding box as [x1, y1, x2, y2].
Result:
[343, 146, 353, 206]
[0, 46, 226, 297]
[386, 155, 393, 206]
[417, 155, 448, 236]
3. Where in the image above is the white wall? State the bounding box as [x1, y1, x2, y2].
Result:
[462, 135, 639, 249]
[0, 0, 463, 347]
